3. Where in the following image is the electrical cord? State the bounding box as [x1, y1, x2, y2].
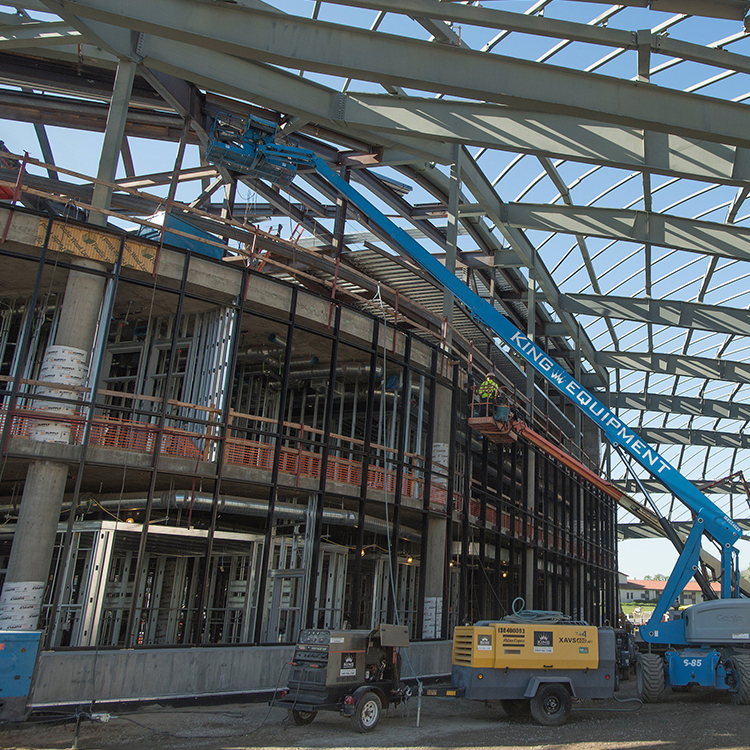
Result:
[495, 596, 573, 624]
[572, 693, 643, 713]
[65, 661, 292, 743]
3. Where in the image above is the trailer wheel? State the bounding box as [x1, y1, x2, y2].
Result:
[350, 691, 382, 733]
[501, 699, 531, 718]
[731, 654, 750, 705]
[636, 653, 665, 703]
[529, 684, 571, 726]
[288, 708, 317, 726]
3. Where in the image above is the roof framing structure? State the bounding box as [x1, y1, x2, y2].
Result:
[0, 0, 748, 537]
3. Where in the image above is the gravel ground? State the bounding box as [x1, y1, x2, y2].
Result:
[0, 680, 748, 750]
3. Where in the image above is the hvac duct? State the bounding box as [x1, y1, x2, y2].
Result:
[0, 492, 422, 542]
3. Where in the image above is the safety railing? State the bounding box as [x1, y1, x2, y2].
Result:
[1, 384, 610, 560]
[0, 382, 456, 510]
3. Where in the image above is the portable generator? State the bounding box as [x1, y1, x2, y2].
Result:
[271, 624, 410, 733]
[426, 619, 616, 726]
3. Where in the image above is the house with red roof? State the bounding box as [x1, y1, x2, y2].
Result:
[620, 578, 722, 608]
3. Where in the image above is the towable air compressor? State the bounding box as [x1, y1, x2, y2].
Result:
[427, 616, 617, 726]
[271, 624, 411, 733]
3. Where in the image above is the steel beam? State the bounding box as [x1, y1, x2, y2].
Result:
[0, 88, 195, 143]
[560, 293, 750, 336]
[611, 392, 750, 421]
[23, 29, 750, 186]
[619, 520, 750, 540]
[47, 0, 750, 148]
[452, 151, 609, 386]
[323, 0, 749, 23]
[0, 21, 79, 50]
[333, 95, 750, 186]
[596, 350, 750, 385]
[480, 202, 750, 263]
[636, 428, 750, 449]
[616, 479, 749, 495]
[89, 59, 136, 225]
[35, 15, 750, 190]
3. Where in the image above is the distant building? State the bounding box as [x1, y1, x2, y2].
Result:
[620, 578, 721, 607]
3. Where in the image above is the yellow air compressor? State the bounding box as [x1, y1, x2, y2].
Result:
[427, 616, 616, 726]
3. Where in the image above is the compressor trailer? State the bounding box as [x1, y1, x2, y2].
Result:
[426, 621, 616, 726]
[271, 624, 411, 733]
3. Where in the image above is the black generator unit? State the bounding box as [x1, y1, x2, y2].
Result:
[271, 624, 411, 732]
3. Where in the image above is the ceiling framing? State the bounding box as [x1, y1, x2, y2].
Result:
[1, 0, 749, 535]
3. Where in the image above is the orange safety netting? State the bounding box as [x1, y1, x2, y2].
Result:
[3, 408, 509, 524]
[2, 409, 205, 460]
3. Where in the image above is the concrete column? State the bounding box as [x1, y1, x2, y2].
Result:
[422, 383, 452, 638]
[422, 147, 462, 637]
[0, 60, 136, 630]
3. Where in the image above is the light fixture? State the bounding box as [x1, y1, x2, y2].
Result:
[125, 517, 135, 524]
[406, 556, 413, 564]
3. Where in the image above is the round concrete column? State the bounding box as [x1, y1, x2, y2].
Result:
[0, 59, 135, 630]
[0, 261, 106, 629]
[421, 383, 452, 638]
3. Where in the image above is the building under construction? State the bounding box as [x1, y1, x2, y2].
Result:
[0, 0, 747, 710]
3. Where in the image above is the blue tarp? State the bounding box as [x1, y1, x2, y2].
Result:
[137, 213, 224, 259]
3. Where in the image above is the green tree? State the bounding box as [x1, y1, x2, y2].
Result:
[643, 574, 668, 581]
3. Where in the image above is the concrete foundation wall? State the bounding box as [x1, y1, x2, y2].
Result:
[31, 640, 452, 707]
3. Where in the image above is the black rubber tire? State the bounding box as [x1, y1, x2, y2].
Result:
[350, 691, 382, 733]
[731, 654, 750, 705]
[501, 699, 531, 718]
[288, 708, 317, 726]
[636, 653, 665, 703]
[529, 684, 572, 727]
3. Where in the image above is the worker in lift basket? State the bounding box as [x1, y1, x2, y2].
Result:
[477, 375, 510, 422]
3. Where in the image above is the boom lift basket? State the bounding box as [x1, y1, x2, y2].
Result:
[205, 114, 298, 185]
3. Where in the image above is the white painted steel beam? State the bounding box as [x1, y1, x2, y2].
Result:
[560, 293, 750, 336]
[637, 428, 750, 448]
[324, 0, 749, 23]
[616, 479, 749, 495]
[611, 392, 750, 420]
[45, 0, 750, 148]
[596, 350, 750, 384]
[479, 202, 750, 262]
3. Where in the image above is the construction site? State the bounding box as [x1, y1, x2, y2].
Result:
[0, 0, 748, 743]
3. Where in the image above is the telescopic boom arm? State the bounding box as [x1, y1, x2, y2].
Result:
[207, 117, 743, 643]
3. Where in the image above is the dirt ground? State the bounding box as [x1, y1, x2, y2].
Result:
[0, 680, 748, 750]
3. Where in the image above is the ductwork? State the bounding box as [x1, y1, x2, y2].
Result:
[0, 491, 421, 542]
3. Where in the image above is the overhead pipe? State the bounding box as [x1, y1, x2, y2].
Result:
[0, 491, 422, 542]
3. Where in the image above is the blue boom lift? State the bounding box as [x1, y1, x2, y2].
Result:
[206, 113, 750, 704]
